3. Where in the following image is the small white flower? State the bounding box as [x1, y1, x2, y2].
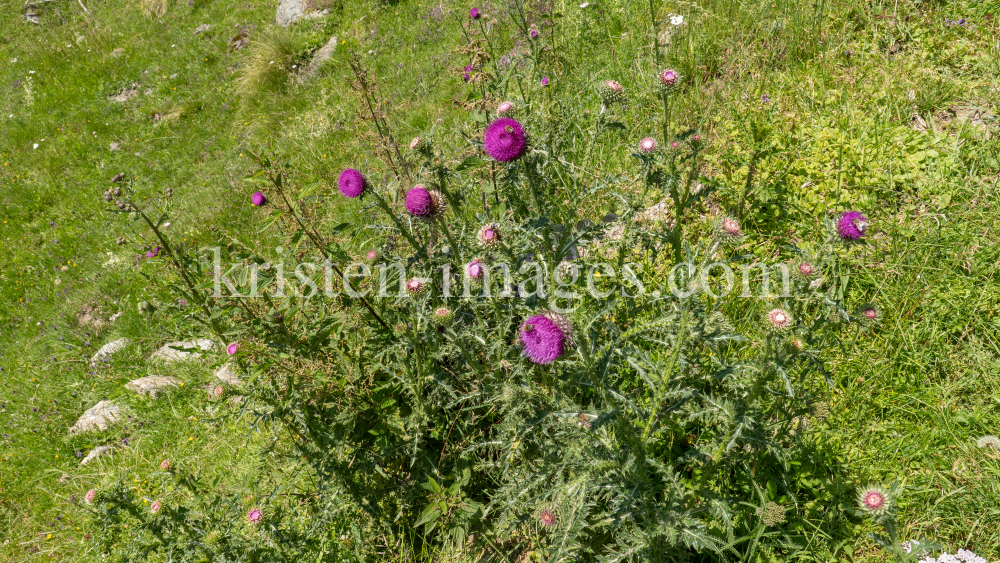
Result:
[269, 61, 275, 65]
[33, 143, 39, 149]
[579, 2, 589, 7]
[669, 14, 684, 25]
[29, 70, 36, 74]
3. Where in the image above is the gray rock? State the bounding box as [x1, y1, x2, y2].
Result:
[214, 363, 242, 385]
[276, 0, 329, 27]
[125, 376, 181, 397]
[77, 304, 106, 330]
[299, 35, 338, 81]
[70, 401, 123, 435]
[111, 84, 138, 103]
[194, 24, 211, 34]
[149, 339, 216, 362]
[90, 337, 130, 366]
[81, 445, 114, 466]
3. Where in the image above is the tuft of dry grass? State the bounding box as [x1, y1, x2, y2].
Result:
[237, 30, 299, 98]
[138, 0, 168, 17]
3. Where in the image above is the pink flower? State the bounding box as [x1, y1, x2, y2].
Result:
[483, 119, 527, 162]
[338, 169, 368, 198]
[797, 262, 814, 276]
[85, 489, 96, 504]
[539, 509, 557, 526]
[251, 191, 266, 206]
[247, 508, 262, 523]
[406, 278, 425, 294]
[540, 76, 549, 86]
[227, 342, 239, 356]
[767, 309, 791, 329]
[160, 459, 171, 470]
[467, 260, 483, 279]
[496, 101, 513, 115]
[470, 7, 480, 19]
[658, 68, 678, 86]
[836, 211, 868, 240]
[150, 501, 162, 514]
[520, 312, 573, 364]
[146, 246, 161, 258]
[639, 137, 657, 153]
[214, 385, 224, 397]
[721, 218, 741, 237]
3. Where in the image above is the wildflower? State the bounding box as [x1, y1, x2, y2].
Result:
[715, 216, 742, 243]
[862, 305, 879, 320]
[406, 278, 427, 294]
[251, 191, 266, 206]
[529, 26, 539, 39]
[462, 64, 475, 82]
[658, 68, 678, 87]
[797, 262, 816, 277]
[365, 249, 380, 262]
[150, 501, 161, 514]
[433, 307, 453, 323]
[404, 185, 446, 218]
[756, 501, 786, 526]
[496, 101, 513, 115]
[466, 260, 483, 279]
[760, 93, 770, 103]
[977, 435, 1000, 450]
[469, 7, 480, 19]
[409, 136, 431, 154]
[227, 342, 239, 355]
[639, 137, 657, 153]
[247, 508, 262, 523]
[766, 308, 792, 330]
[84, 489, 96, 504]
[836, 210, 868, 240]
[538, 507, 558, 526]
[338, 169, 368, 199]
[520, 311, 574, 365]
[597, 79, 625, 105]
[478, 223, 500, 245]
[857, 486, 892, 517]
[483, 118, 527, 162]
[540, 76, 549, 86]
[160, 459, 171, 470]
[146, 246, 161, 258]
[787, 337, 806, 354]
[690, 133, 703, 149]
[214, 385, 224, 397]
[669, 13, 684, 25]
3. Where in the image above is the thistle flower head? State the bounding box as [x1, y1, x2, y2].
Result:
[837, 210, 868, 240]
[483, 118, 527, 162]
[338, 169, 368, 198]
[977, 435, 1000, 450]
[85, 489, 96, 504]
[406, 278, 427, 294]
[639, 137, 657, 153]
[598, 79, 625, 105]
[478, 223, 500, 246]
[365, 249, 380, 262]
[227, 342, 239, 356]
[529, 27, 539, 39]
[540, 76, 549, 86]
[538, 506, 558, 526]
[404, 185, 446, 218]
[715, 216, 743, 244]
[160, 459, 171, 470]
[520, 311, 574, 364]
[766, 308, 792, 330]
[466, 260, 483, 279]
[433, 307, 453, 323]
[214, 385, 224, 397]
[658, 68, 679, 87]
[797, 262, 816, 277]
[862, 305, 879, 320]
[247, 508, 263, 523]
[469, 7, 480, 19]
[496, 101, 513, 115]
[150, 500, 162, 514]
[251, 191, 267, 206]
[857, 486, 892, 517]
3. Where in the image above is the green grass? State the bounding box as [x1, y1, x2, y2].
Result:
[1, 0, 999, 560]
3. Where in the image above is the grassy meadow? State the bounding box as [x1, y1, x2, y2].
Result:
[1, 0, 1000, 560]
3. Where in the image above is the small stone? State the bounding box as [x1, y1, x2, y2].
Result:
[110, 141, 120, 152]
[109, 47, 125, 58]
[80, 445, 114, 466]
[214, 363, 242, 385]
[77, 304, 106, 330]
[149, 339, 216, 363]
[70, 401, 123, 435]
[298, 35, 338, 81]
[125, 376, 181, 397]
[110, 84, 138, 103]
[276, 0, 329, 27]
[90, 337, 130, 366]
[194, 24, 211, 34]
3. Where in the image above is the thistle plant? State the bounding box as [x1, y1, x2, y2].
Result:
[86, 11, 869, 562]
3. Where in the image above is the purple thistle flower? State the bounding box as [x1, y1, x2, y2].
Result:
[639, 137, 657, 153]
[247, 508, 262, 523]
[404, 185, 440, 217]
[251, 191, 266, 206]
[84, 489, 96, 504]
[483, 118, 527, 162]
[150, 501, 162, 514]
[520, 312, 573, 364]
[658, 69, 678, 86]
[529, 26, 539, 39]
[496, 101, 513, 115]
[836, 211, 868, 240]
[227, 342, 239, 356]
[467, 260, 483, 279]
[146, 246, 161, 258]
[470, 7, 480, 19]
[338, 169, 367, 198]
[540, 76, 549, 86]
